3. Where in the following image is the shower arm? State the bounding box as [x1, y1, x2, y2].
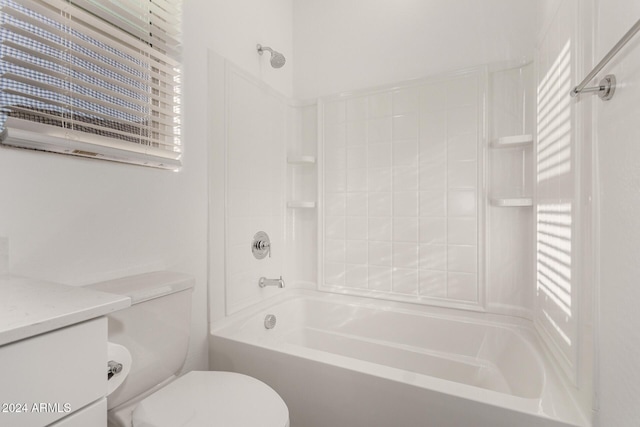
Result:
[257, 44, 273, 55]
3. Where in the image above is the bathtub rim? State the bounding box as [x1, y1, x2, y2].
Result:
[212, 288, 535, 333]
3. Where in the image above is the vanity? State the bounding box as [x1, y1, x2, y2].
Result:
[0, 275, 130, 427]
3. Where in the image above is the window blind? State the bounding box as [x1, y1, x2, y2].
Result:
[0, 0, 182, 169]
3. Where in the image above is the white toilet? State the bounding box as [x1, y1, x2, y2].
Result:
[87, 271, 289, 427]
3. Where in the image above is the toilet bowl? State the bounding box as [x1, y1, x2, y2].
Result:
[86, 271, 289, 427]
[131, 371, 289, 427]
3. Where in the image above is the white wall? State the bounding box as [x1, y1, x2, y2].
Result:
[293, 0, 537, 99]
[594, 0, 640, 424]
[192, 0, 294, 98]
[0, 1, 217, 374]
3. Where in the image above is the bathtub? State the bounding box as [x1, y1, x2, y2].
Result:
[210, 290, 588, 427]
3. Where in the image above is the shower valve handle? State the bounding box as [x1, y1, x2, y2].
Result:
[254, 240, 270, 251]
[252, 231, 271, 259]
[253, 240, 270, 257]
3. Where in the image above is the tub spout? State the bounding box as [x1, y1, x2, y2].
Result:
[259, 276, 285, 288]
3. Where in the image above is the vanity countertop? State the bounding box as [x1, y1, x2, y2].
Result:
[0, 275, 130, 346]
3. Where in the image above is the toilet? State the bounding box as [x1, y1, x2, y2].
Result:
[87, 271, 289, 427]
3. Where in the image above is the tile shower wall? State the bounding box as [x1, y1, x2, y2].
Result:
[225, 64, 286, 314]
[320, 70, 483, 306]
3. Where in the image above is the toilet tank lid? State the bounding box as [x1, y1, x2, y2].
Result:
[85, 271, 194, 305]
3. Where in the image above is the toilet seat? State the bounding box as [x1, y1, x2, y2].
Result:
[132, 371, 289, 427]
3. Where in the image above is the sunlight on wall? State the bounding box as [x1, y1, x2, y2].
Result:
[537, 41, 571, 183]
[535, 36, 576, 378]
[537, 203, 572, 345]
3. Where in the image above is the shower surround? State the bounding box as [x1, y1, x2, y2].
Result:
[208, 1, 593, 425]
[209, 56, 586, 425]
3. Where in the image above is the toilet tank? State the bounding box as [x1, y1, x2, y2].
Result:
[86, 271, 194, 410]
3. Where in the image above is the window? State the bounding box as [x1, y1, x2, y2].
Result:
[0, 0, 182, 169]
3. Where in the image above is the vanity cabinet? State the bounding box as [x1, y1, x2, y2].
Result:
[0, 318, 106, 427]
[0, 275, 130, 427]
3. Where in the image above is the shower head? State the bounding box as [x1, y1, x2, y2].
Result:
[257, 44, 286, 69]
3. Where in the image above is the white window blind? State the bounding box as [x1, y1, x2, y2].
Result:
[0, 0, 182, 169]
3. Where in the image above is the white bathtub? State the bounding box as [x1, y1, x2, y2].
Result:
[210, 290, 588, 427]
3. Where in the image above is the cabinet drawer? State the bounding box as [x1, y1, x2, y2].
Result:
[48, 399, 106, 427]
[0, 318, 106, 427]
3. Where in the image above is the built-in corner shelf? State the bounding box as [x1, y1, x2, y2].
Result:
[490, 197, 533, 207]
[287, 201, 316, 209]
[491, 134, 533, 149]
[287, 155, 316, 165]
[287, 154, 316, 210]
